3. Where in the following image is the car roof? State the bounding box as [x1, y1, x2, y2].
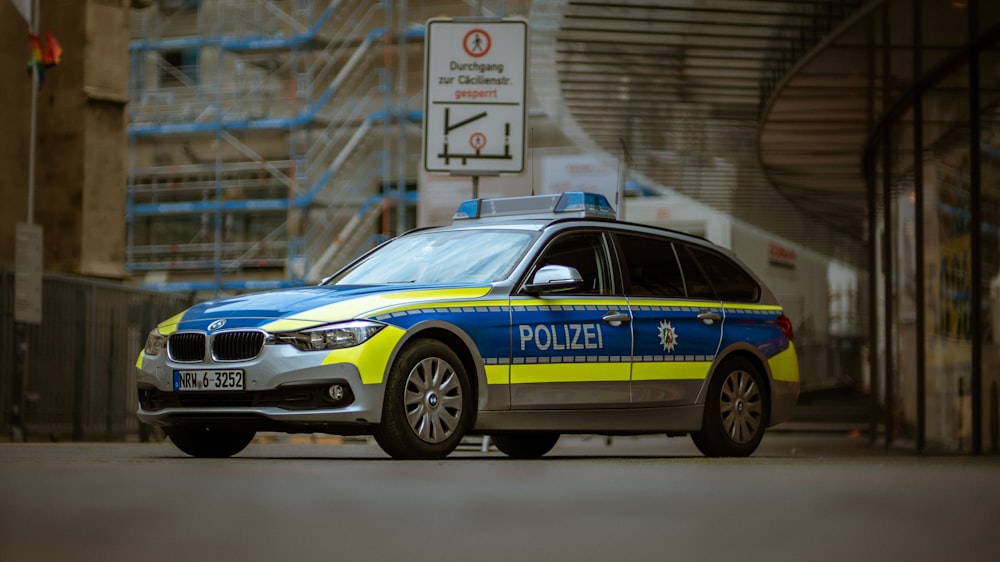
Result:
[440, 191, 717, 247]
[326, 193, 775, 303]
[424, 215, 717, 250]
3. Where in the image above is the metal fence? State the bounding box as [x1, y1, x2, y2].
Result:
[0, 269, 193, 441]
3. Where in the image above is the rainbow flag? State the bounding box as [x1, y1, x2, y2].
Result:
[42, 32, 62, 67]
[26, 32, 62, 90]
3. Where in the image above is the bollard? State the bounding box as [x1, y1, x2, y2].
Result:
[958, 377, 965, 451]
[991, 381, 998, 454]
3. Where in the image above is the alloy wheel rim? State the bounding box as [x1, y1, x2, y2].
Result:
[404, 356, 463, 444]
[719, 369, 762, 444]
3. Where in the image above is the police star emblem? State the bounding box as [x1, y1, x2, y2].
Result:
[658, 320, 678, 352]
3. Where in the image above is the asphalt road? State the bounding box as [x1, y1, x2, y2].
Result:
[1, 432, 999, 562]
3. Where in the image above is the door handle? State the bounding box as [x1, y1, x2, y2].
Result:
[697, 311, 721, 325]
[602, 311, 631, 327]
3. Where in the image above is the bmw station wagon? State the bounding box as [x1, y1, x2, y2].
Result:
[136, 192, 799, 459]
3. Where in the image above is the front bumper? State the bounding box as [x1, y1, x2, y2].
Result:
[136, 343, 386, 432]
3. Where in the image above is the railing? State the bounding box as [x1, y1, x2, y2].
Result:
[0, 270, 193, 442]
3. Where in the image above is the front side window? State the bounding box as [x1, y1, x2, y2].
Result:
[528, 231, 614, 295]
[327, 229, 536, 285]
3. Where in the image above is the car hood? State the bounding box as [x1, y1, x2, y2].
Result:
[160, 284, 492, 333]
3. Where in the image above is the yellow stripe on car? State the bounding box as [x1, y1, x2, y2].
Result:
[767, 344, 800, 382]
[626, 298, 722, 308]
[511, 363, 630, 384]
[722, 303, 786, 312]
[321, 324, 406, 385]
[515, 297, 631, 308]
[263, 287, 493, 332]
[484, 364, 509, 385]
[157, 311, 186, 335]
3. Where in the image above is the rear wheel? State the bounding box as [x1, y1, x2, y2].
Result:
[690, 357, 768, 457]
[373, 339, 472, 459]
[164, 426, 255, 458]
[490, 433, 560, 459]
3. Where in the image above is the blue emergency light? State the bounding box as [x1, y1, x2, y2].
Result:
[453, 192, 617, 222]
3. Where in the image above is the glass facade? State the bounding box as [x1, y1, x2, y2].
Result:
[867, 0, 1000, 452]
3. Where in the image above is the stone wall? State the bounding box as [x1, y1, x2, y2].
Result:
[0, 0, 129, 279]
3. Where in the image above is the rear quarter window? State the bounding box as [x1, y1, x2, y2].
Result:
[686, 246, 760, 302]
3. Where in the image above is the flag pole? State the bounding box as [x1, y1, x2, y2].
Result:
[13, 0, 40, 442]
[27, 0, 39, 225]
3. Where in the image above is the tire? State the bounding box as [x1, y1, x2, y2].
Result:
[690, 357, 768, 457]
[373, 339, 473, 459]
[490, 432, 560, 459]
[164, 426, 255, 458]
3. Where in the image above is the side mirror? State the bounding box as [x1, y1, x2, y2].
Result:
[523, 265, 584, 294]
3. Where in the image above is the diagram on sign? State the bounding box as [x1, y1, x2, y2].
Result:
[436, 107, 513, 165]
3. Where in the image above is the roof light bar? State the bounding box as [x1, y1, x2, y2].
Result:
[453, 192, 617, 222]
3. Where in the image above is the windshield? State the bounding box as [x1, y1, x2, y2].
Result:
[327, 229, 537, 285]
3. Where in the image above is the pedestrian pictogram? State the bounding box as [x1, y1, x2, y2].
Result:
[463, 29, 491, 58]
[469, 132, 487, 152]
[423, 18, 527, 175]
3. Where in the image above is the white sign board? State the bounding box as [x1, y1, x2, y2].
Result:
[423, 18, 527, 175]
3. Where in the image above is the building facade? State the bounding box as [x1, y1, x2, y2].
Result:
[759, 0, 1000, 453]
[1, 0, 130, 278]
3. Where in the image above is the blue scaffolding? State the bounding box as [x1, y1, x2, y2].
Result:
[127, 0, 423, 295]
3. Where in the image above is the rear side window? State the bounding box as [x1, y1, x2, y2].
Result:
[616, 234, 685, 298]
[674, 245, 717, 300]
[686, 246, 760, 302]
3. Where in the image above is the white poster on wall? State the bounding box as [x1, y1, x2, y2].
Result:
[539, 154, 618, 203]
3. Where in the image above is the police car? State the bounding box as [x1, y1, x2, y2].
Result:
[136, 192, 799, 459]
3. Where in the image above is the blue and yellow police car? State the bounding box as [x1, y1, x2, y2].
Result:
[136, 192, 799, 459]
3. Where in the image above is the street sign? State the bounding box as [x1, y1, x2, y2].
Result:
[423, 18, 527, 175]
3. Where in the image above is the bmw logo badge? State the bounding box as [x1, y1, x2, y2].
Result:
[208, 319, 227, 331]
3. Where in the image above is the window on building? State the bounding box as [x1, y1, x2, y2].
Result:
[160, 49, 199, 87]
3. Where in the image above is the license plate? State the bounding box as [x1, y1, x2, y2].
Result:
[173, 370, 244, 391]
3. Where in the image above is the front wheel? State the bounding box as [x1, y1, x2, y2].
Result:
[690, 358, 768, 457]
[490, 433, 560, 459]
[373, 339, 473, 459]
[164, 426, 255, 458]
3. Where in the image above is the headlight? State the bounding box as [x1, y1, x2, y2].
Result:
[144, 329, 168, 356]
[277, 320, 385, 351]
